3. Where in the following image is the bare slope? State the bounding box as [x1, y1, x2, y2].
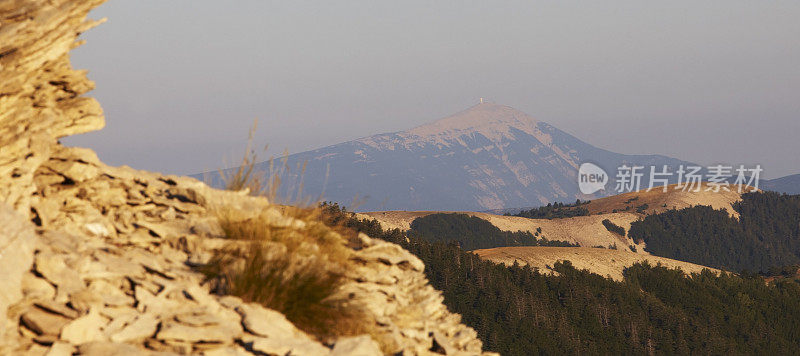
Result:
[584, 183, 750, 217]
[474, 246, 720, 281]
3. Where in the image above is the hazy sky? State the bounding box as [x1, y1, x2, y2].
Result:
[65, 1, 800, 178]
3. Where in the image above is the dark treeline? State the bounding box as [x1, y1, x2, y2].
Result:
[629, 192, 800, 273]
[601, 219, 626, 237]
[321, 202, 800, 356]
[510, 199, 590, 219]
[408, 213, 577, 250]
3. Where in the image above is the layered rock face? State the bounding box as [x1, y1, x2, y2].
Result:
[0, 1, 492, 355]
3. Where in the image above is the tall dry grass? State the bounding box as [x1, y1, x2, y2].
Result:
[219, 121, 267, 196]
[202, 124, 371, 341]
[200, 212, 367, 339]
[219, 120, 319, 206]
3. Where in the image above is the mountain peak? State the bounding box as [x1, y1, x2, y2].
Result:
[261, 100, 691, 211]
[405, 102, 541, 142]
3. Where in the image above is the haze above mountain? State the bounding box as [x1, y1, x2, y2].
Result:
[66, 2, 800, 179]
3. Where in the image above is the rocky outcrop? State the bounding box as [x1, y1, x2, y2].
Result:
[0, 1, 493, 355]
[0, 204, 36, 340]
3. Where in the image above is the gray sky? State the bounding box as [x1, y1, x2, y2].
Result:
[65, 1, 800, 179]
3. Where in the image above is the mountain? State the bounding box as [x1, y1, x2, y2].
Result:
[762, 174, 800, 194]
[220, 103, 693, 211]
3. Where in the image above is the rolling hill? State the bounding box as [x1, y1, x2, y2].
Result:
[581, 182, 747, 216]
[473, 246, 719, 281]
[359, 210, 641, 250]
[359, 183, 748, 250]
[359, 184, 757, 279]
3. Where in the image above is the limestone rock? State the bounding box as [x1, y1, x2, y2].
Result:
[156, 319, 242, 344]
[45, 342, 75, 356]
[69, 289, 105, 314]
[60, 310, 107, 344]
[355, 241, 425, 272]
[237, 303, 301, 339]
[88, 280, 135, 307]
[202, 345, 252, 356]
[78, 342, 149, 356]
[109, 314, 158, 343]
[21, 273, 57, 300]
[34, 252, 84, 297]
[0, 204, 37, 338]
[431, 331, 458, 355]
[47, 160, 100, 183]
[248, 336, 331, 356]
[34, 301, 79, 319]
[20, 308, 72, 336]
[331, 335, 383, 356]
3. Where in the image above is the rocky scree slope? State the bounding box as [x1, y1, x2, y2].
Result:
[0, 1, 491, 355]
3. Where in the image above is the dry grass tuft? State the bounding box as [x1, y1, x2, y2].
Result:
[220, 120, 268, 196]
[219, 120, 315, 205]
[203, 125, 377, 342]
[202, 207, 370, 341]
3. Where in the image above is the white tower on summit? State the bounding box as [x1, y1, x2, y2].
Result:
[480, 97, 484, 104]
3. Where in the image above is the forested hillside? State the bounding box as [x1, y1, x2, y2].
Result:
[629, 192, 800, 272]
[408, 213, 577, 250]
[323, 203, 800, 355]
